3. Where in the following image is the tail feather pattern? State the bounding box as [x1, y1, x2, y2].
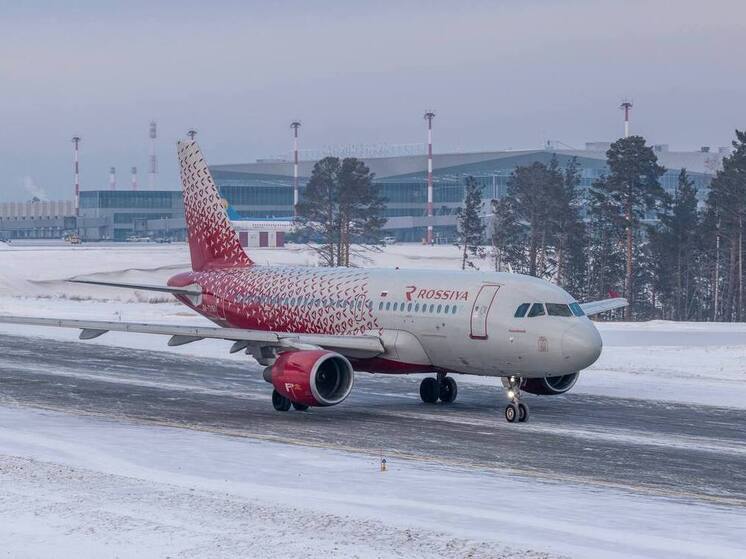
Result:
[177, 140, 253, 271]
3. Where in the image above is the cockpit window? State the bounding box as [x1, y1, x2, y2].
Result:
[527, 303, 545, 318]
[569, 302, 585, 317]
[514, 303, 530, 318]
[546, 303, 573, 317]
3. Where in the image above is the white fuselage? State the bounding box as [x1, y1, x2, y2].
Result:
[175, 265, 603, 380]
[364, 268, 602, 378]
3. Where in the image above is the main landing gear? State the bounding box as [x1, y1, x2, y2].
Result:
[271, 390, 308, 412]
[419, 372, 458, 404]
[502, 377, 529, 423]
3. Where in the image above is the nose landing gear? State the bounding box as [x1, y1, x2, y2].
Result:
[502, 377, 529, 423]
[419, 372, 458, 404]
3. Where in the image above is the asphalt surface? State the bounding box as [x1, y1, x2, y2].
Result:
[1, 333, 744, 505]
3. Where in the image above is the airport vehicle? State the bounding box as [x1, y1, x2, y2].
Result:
[0, 140, 626, 422]
[63, 232, 81, 245]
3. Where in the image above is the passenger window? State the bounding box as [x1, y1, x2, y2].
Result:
[546, 303, 573, 317]
[429, 304, 435, 313]
[407, 303, 412, 312]
[527, 303, 545, 318]
[437, 304, 442, 313]
[378, 302, 383, 310]
[393, 302, 398, 311]
[415, 303, 420, 312]
[452, 306, 457, 314]
[514, 303, 530, 318]
[569, 302, 585, 317]
[444, 305, 450, 314]
[385, 302, 391, 311]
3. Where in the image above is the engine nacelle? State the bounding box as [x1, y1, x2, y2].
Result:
[263, 350, 354, 407]
[521, 372, 579, 395]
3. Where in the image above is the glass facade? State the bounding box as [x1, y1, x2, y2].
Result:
[80, 190, 183, 210]
[73, 150, 716, 241]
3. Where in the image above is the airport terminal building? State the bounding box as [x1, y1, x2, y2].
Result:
[1, 145, 724, 241]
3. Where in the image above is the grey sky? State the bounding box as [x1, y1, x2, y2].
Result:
[1, 0, 744, 201]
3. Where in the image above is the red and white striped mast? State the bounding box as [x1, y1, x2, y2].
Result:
[291, 121, 301, 215]
[424, 111, 435, 244]
[71, 136, 81, 216]
[620, 100, 633, 138]
[149, 120, 158, 189]
[131, 166, 138, 191]
[109, 166, 117, 191]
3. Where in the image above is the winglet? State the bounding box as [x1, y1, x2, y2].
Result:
[579, 297, 628, 316]
[177, 140, 253, 271]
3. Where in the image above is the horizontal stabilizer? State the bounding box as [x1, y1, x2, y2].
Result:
[70, 279, 202, 305]
[580, 297, 628, 316]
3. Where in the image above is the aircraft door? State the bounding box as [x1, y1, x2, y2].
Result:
[470, 284, 500, 339]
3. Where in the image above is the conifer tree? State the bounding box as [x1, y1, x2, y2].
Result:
[648, 169, 699, 319]
[456, 176, 486, 270]
[296, 156, 385, 267]
[705, 130, 746, 321]
[590, 136, 666, 319]
[490, 196, 526, 273]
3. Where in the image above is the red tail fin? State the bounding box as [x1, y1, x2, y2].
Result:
[178, 140, 253, 271]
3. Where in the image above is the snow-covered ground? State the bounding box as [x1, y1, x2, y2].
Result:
[1, 241, 745, 557]
[0, 404, 743, 559]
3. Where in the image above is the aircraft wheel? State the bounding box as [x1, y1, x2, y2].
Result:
[292, 401, 309, 411]
[518, 402, 529, 423]
[504, 403, 518, 423]
[272, 390, 292, 412]
[439, 377, 458, 403]
[419, 377, 439, 404]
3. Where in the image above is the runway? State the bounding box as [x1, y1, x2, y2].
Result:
[1, 333, 744, 505]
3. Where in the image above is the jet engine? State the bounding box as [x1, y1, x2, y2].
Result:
[263, 349, 354, 407]
[521, 372, 579, 395]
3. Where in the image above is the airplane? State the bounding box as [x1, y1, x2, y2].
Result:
[0, 140, 627, 423]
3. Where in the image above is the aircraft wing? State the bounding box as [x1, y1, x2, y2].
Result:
[0, 315, 385, 359]
[579, 297, 628, 316]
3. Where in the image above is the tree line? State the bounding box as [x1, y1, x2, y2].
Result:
[477, 131, 746, 321]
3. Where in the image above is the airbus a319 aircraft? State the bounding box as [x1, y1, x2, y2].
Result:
[0, 140, 626, 423]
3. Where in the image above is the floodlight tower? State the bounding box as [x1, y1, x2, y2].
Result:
[109, 167, 117, 191]
[620, 100, 633, 138]
[424, 111, 436, 244]
[290, 121, 301, 215]
[149, 121, 158, 189]
[131, 166, 138, 191]
[71, 136, 81, 216]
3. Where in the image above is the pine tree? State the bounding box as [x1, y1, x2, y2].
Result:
[506, 162, 559, 278]
[456, 176, 486, 270]
[590, 136, 666, 319]
[586, 182, 626, 306]
[490, 196, 526, 273]
[705, 130, 746, 321]
[648, 169, 699, 320]
[295, 156, 385, 267]
[337, 157, 386, 266]
[553, 157, 588, 297]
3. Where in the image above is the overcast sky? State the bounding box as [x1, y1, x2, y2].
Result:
[1, 0, 745, 201]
